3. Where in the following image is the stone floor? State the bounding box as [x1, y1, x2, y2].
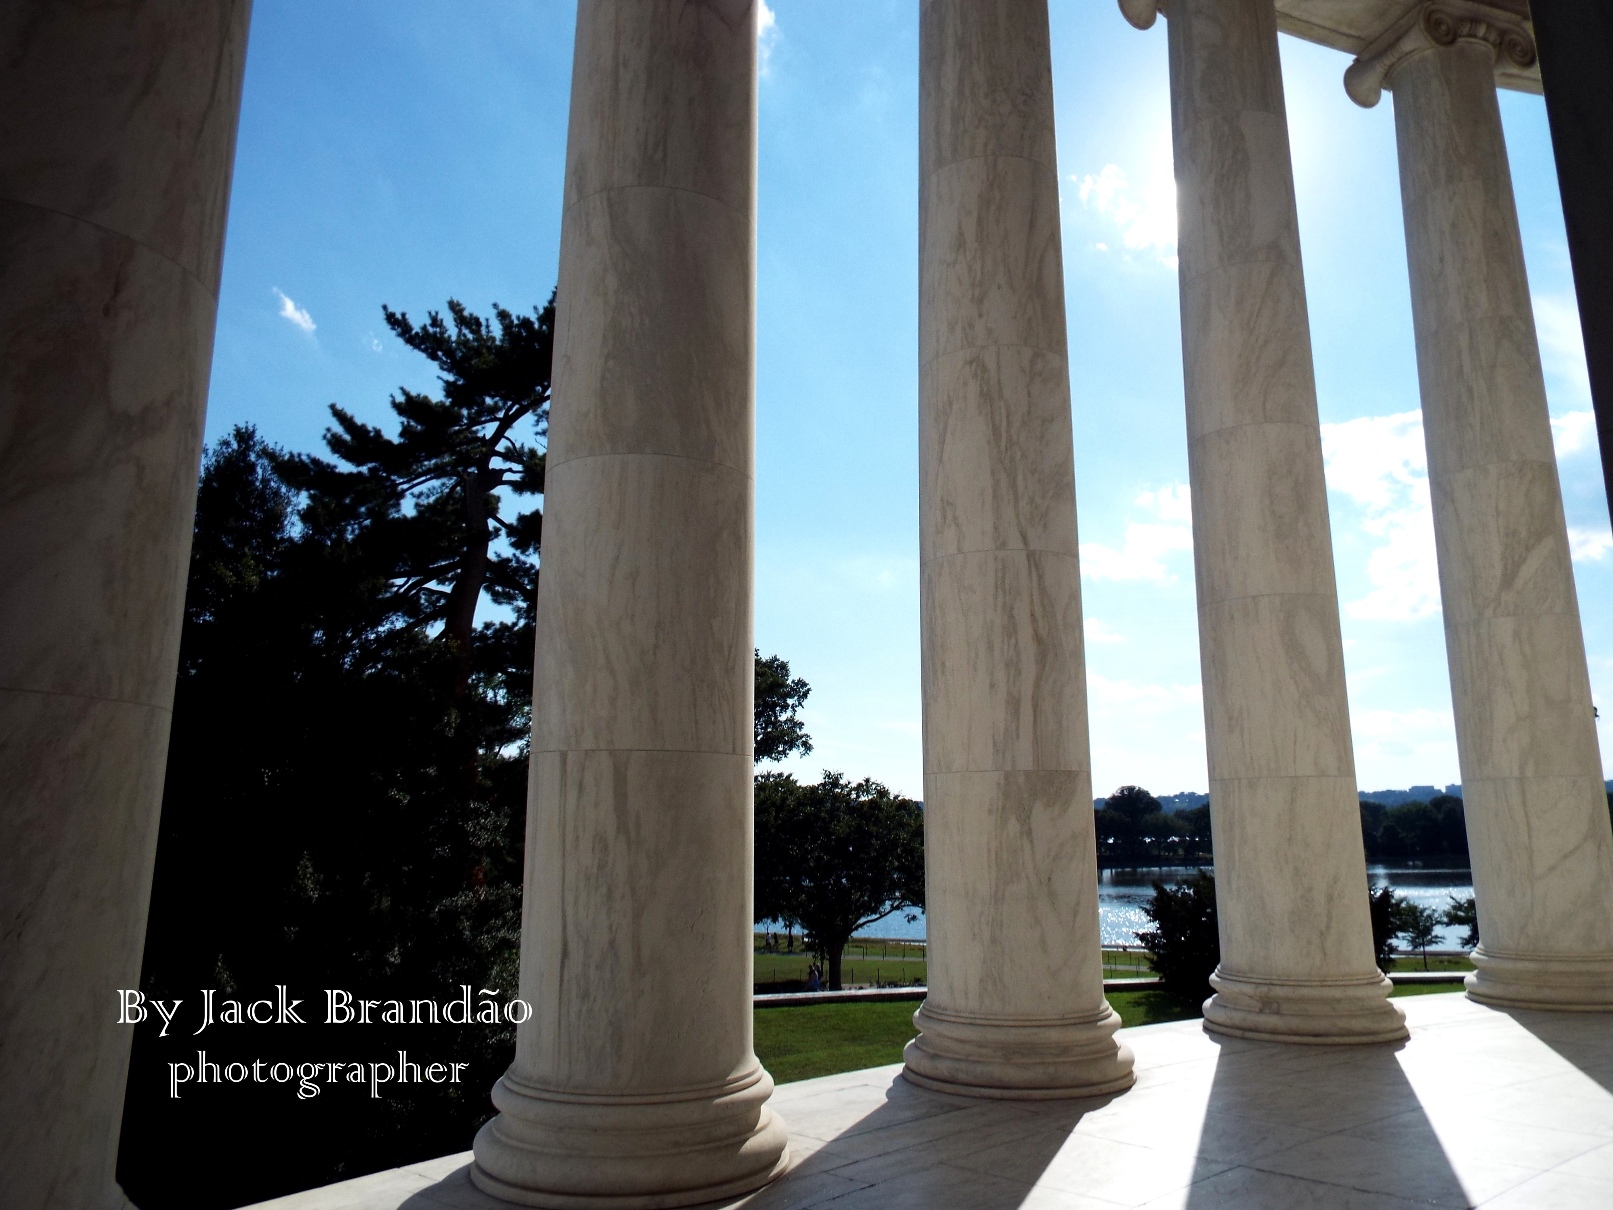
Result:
[250, 993, 1613, 1209]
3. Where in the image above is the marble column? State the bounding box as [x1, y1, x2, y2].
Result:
[0, 5, 251, 1209]
[1349, 2, 1613, 1009]
[470, 3, 788, 1205]
[903, 0, 1135, 1099]
[1124, 0, 1407, 1043]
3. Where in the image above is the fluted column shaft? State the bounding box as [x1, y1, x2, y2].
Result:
[470, 3, 788, 1206]
[904, 0, 1133, 1099]
[1161, 0, 1405, 1043]
[1381, 19, 1613, 1008]
[0, 5, 251, 1208]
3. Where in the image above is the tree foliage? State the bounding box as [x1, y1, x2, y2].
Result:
[1397, 901, 1443, 969]
[1093, 786, 1212, 866]
[1443, 894, 1479, 949]
[754, 772, 924, 990]
[275, 297, 553, 692]
[754, 651, 812, 764]
[1359, 795, 1469, 862]
[1368, 883, 1406, 973]
[121, 294, 848, 1207]
[1136, 870, 1220, 1000]
[1371, 884, 1465, 971]
[1105, 785, 1160, 824]
[1094, 790, 1473, 869]
[120, 296, 554, 1209]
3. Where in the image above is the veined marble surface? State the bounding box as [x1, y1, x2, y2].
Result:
[0, 5, 250, 1209]
[1390, 36, 1613, 1006]
[469, 2, 786, 1206]
[1163, 0, 1401, 1042]
[246, 994, 1613, 1210]
[913, 0, 1127, 1099]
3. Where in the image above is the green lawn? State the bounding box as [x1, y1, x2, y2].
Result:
[1389, 979, 1467, 996]
[753, 991, 1205, 1085]
[755, 937, 929, 990]
[754, 1001, 918, 1083]
[754, 986, 1467, 1084]
[1102, 949, 1157, 979]
[1106, 988, 1202, 1028]
[754, 936, 1472, 992]
[754, 952, 927, 989]
[1386, 953, 1474, 972]
[755, 940, 1165, 991]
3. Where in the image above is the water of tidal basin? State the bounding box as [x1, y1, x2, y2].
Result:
[846, 865, 1477, 950]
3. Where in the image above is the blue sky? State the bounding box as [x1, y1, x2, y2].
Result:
[206, 2, 1610, 802]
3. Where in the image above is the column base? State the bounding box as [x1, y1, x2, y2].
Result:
[901, 1001, 1135, 1099]
[1466, 947, 1613, 1011]
[470, 1062, 789, 1209]
[1202, 968, 1408, 1044]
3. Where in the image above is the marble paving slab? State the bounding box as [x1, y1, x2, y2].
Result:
[245, 994, 1613, 1209]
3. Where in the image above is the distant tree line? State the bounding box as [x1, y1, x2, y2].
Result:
[1093, 786, 1212, 866]
[1097, 786, 1491, 867]
[1359, 795, 1468, 862]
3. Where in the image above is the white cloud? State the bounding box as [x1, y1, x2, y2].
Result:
[1087, 673, 1208, 795]
[1568, 526, 1613, 563]
[1351, 707, 1454, 742]
[1324, 407, 1612, 612]
[1081, 483, 1194, 583]
[1087, 674, 1201, 714]
[367, 333, 383, 354]
[1321, 411, 1441, 622]
[758, 0, 779, 77]
[1552, 409, 1597, 457]
[1138, 481, 1192, 524]
[1322, 410, 1424, 512]
[273, 288, 316, 333]
[1071, 164, 1178, 267]
[1349, 707, 1460, 788]
[1084, 618, 1126, 645]
[1534, 292, 1591, 403]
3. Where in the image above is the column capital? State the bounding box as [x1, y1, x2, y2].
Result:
[1345, 0, 1537, 109]
[1118, 0, 1163, 33]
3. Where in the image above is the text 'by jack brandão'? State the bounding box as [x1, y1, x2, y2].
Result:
[115, 985, 532, 1099]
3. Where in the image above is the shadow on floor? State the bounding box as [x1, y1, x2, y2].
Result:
[738, 1072, 1111, 1210]
[244, 996, 1613, 1209]
[1180, 1032, 1471, 1208]
[392, 1072, 1112, 1210]
[390, 1020, 1526, 1208]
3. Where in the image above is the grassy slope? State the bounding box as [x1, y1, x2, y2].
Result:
[753, 992, 1203, 1085]
[1387, 979, 1467, 997]
[755, 1001, 919, 1083]
[754, 947, 1469, 990]
[754, 985, 1462, 1084]
[755, 939, 929, 989]
[754, 948, 1167, 990]
[1386, 953, 1473, 972]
